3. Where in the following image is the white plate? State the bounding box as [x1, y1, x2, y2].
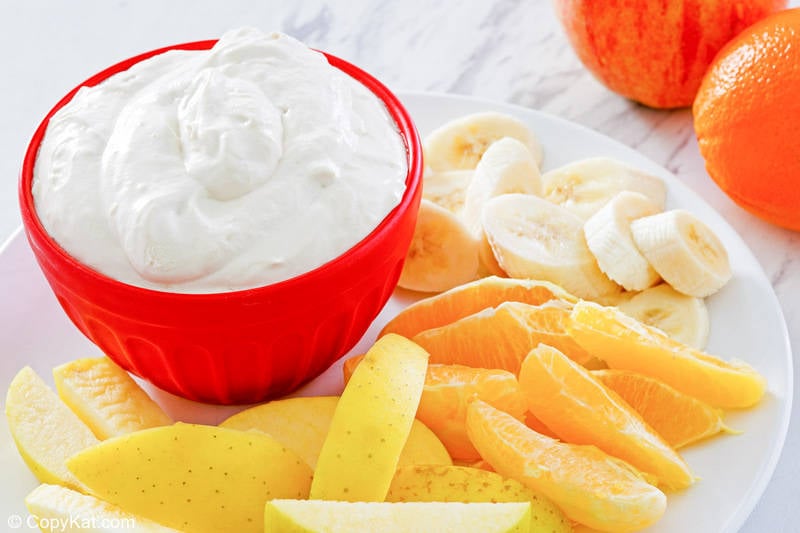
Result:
[0, 92, 791, 532]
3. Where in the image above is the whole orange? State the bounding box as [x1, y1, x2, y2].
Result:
[555, 0, 787, 109]
[693, 8, 800, 231]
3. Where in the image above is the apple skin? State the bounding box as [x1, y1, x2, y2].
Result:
[554, 0, 788, 109]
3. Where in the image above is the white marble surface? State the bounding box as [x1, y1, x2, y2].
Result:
[1, 1, 798, 531]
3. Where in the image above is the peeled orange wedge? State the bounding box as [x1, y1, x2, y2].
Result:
[410, 364, 526, 461]
[593, 369, 734, 449]
[466, 399, 666, 531]
[519, 345, 694, 490]
[523, 411, 559, 439]
[412, 300, 594, 373]
[380, 276, 576, 339]
[568, 301, 766, 408]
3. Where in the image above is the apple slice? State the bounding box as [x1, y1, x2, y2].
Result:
[386, 465, 571, 532]
[5, 366, 98, 490]
[67, 423, 312, 532]
[53, 357, 172, 439]
[264, 500, 532, 532]
[220, 395, 450, 469]
[309, 334, 428, 501]
[26, 484, 178, 532]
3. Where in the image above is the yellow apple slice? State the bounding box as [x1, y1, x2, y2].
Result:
[387, 465, 571, 532]
[67, 423, 311, 533]
[309, 334, 429, 501]
[26, 483, 179, 532]
[220, 395, 450, 469]
[5, 366, 98, 490]
[264, 500, 532, 533]
[53, 357, 172, 439]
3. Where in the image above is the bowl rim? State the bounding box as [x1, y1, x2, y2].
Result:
[19, 39, 423, 302]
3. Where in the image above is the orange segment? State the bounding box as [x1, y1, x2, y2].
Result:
[524, 411, 559, 440]
[568, 301, 766, 408]
[380, 276, 577, 339]
[519, 345, 694, 490]
[344, 357, 525, 460]
[416, 365, 526, 460]
[592, 369, 734, 449]
[412, 300, 593, 374]
[466, 399, 666, 531]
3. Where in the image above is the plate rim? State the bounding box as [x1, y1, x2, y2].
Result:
[0, 225, 22, 255]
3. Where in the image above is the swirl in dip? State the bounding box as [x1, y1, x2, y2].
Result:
[32, 28, 408, 293]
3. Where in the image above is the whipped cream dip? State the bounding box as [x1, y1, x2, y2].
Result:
[33, 28, 408, 293]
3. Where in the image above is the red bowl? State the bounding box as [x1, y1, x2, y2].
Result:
[19, 40, 423, 404]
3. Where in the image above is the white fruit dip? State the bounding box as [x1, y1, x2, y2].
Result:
[33, 28, 407, 293]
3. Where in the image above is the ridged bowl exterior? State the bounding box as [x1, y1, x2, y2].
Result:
[19, 41, 423, 404]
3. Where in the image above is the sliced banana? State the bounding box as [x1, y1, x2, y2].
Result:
[482, 193, 620, 300]
[399, 199, 480, 293]
[422, 169, 474, 214]
[594, 290, 637, 308]
[424, 112, 543, 172]
[630, 209, 732, 298]
[618, 283, 710, 349]
[584, 191, 662, 291]
[477, 233, 506, 277]
[541, 157, 667, 220]
[462, 137, 541, 235]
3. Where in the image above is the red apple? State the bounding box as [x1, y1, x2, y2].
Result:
[554, 0, 787, 108]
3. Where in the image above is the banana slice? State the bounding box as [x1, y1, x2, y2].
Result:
[461, 137, 539, 278]
[477, 233, 506, 277]
[482, 193, 620, 300]
[584, 191, 662, 291]
[541, 157, 667, 220]
[594, 290, 637, 307]
[618, 283, 710, 349]
[462, 137, 541, 235]
[630, 209, 732, 297]
[399, 199, 480, 293]
[422, 169, 474, 214]
[424, 112, 543, 172]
